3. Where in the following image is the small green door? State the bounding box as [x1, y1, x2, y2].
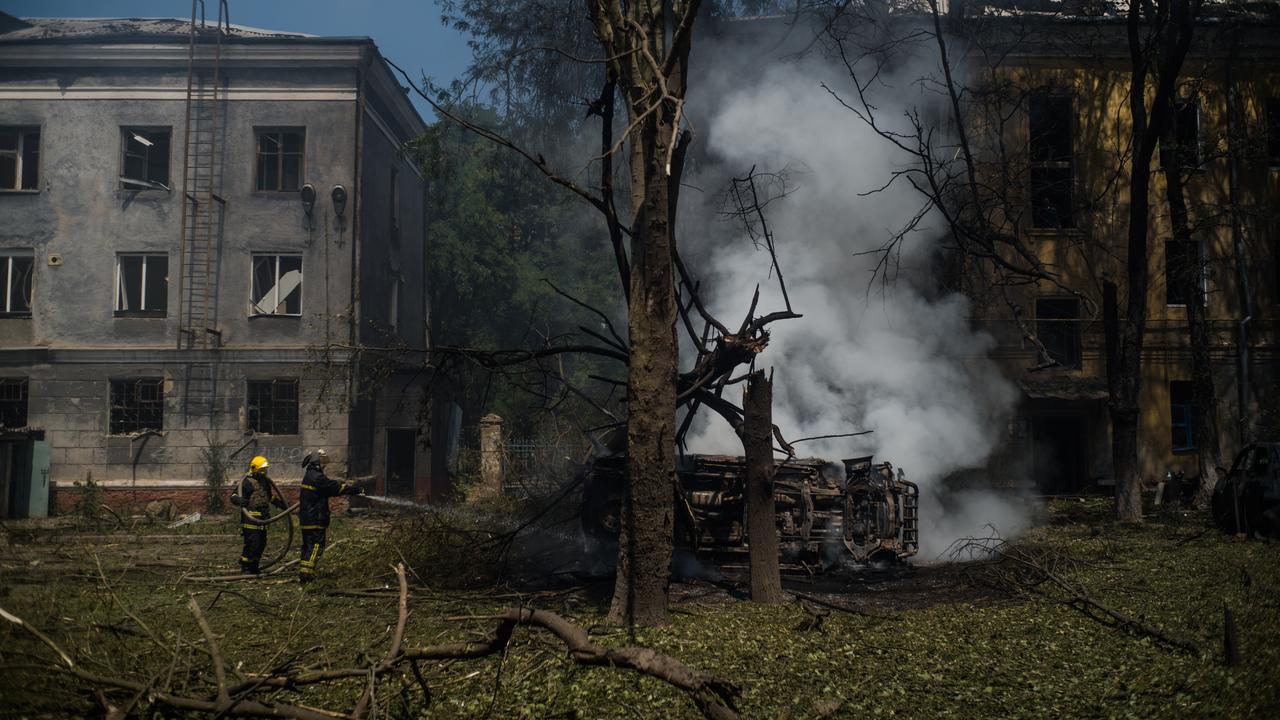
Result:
[28, 440, 49, 518]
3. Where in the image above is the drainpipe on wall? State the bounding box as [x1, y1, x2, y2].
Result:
[1225, 26, 1253, 445]
[350, 51, 368, 412]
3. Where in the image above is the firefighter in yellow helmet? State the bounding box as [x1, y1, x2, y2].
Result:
[230, 455, 285, 574]
[298, 449, 363, 584]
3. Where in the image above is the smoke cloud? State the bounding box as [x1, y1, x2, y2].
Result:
[679, 30, 1034, 557]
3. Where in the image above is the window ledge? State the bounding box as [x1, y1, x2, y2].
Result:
[0, 313, 33, 319]
[1025, 227, 1083, 238]
[251, 190, 302, 197]
[248, 313, 302, 319]
[1172, 448, 1200, 455]
[114, 311, 168, 318]
[0, 189, 40, 195]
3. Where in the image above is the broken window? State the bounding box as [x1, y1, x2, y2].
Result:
[255, 128, 304, 192]
[1028, 93, 1075, 229]
[0, 378, 28, 428]
[389, 277, 401, 331]
[246, 378, 299, 435]
[1170, 381, 1196, 453]
[109, 378, 164, 435]
[0, 127, 40, 191]
[1166, 99, 1201, 171]
[1165, 240, 1205, 307]
[249, 254, 302, 316]
[120, 127, 171, 190]
[1034, 297, 1081, 368]
[114, 254, 168, 316]
[0, 250, 34, 316]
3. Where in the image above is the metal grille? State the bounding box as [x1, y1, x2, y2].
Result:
[109, 378, 164, 434]
[246, 379, 299, 435]
[0, 378, 28, 428]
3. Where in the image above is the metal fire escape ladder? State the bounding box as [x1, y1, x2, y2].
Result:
[176, 0, 228, 352]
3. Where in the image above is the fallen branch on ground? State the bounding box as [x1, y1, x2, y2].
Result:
[1, 562, 741, 719]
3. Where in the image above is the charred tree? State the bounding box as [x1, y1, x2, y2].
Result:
[742, 370, 783, 603]
[1158, 94, 1224, 510]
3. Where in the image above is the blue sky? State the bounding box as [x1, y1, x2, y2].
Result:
[1, 0, 474, 119]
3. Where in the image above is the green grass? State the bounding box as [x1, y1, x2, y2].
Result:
[1, 500, 1277, 719]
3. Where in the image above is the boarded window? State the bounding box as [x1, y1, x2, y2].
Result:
[1029, 94, 1075, 229]
[1170, 381, 1196, 453]
[1, 251, 34, 316]
[109, 378, 164, 434]
[0, 378, 28, 428]
[249, 254, 302, 316]
[120, 127, 171, 189]
[0, 127, 40, 191]
[115, 254, 168, 316]
[1035, 297, 1081, 368]
[256, 128, 304, 191]
[246, 379, 299, 435]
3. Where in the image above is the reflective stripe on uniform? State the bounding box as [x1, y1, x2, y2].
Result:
[242, 524, 266, 531]
[301, 484, 317, 491]
[299, 524, 325, 530]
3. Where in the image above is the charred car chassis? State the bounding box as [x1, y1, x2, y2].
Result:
[582, 454, 920, 571]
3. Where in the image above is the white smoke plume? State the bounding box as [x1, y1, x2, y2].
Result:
[679, 32, 1034, 557]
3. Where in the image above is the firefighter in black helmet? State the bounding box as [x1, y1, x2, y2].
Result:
[298, 449, 363, 584]
[230, 455, 285, 574]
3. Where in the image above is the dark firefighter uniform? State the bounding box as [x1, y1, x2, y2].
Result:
[298, 453, 362, 584]
[231, 456, 284, 574]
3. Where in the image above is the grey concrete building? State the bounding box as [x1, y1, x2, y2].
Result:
[0, 14, 433, 516]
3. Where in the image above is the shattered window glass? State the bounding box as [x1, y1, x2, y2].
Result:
[115, 254, 168, 315]
[256, 128, 304, 191]
[249, 254, 303, 316]
[1, 251, 34, 315]
[120, 127, 171, 189]
[246, 378, 299, 435]
[1165, 240, 1203, 307]
[0, 127, 40, 190]
[1028, 94, 1074, 229]
[109, 378, 164, 435]
[0, 378, 28, 428]
[1034, 297, 1081, 368]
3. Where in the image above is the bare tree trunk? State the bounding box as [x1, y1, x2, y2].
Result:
[1113, 0, 1200, 522]
[1104, 280, 1143, 521]
[742, 370, 782, 604]
[1158, 108, 1224, 509]
[609, 107, 679, 626]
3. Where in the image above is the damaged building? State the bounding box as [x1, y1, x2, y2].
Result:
[0, 12, 436, 517]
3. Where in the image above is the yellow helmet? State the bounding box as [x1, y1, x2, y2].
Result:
[249, 456, 270, 473]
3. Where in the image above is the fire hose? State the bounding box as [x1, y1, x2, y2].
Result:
[235, 476, 299, 573]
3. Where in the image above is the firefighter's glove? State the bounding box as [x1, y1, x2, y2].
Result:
[272, 497, 287, 510]
[345, 484, 366, 496]
[230, 494, 245, 508]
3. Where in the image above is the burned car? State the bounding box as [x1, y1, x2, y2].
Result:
[582, 454, 919, 571]
[1212, 442, 1280, 538]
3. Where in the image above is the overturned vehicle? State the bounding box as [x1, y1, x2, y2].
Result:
[582, 454, 919, 571]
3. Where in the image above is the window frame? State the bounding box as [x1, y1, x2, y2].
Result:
[108, 377, 165, 435]
[1170, 380, 1197, 453]
[0, 250, 34, 317]
[114, 253, 169, 317]
[1028, 93, 1076, 230]
[1169, 98, 1202, 172]
[245, 378, 300, 435]
[254, 127, 305, 193]
[248, 253, 304, 317]
[119, 126, 172, 191]
[0, 126, 41, 192]
[0, 377, 28, 429]
[1033, 297, 1082, 369]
